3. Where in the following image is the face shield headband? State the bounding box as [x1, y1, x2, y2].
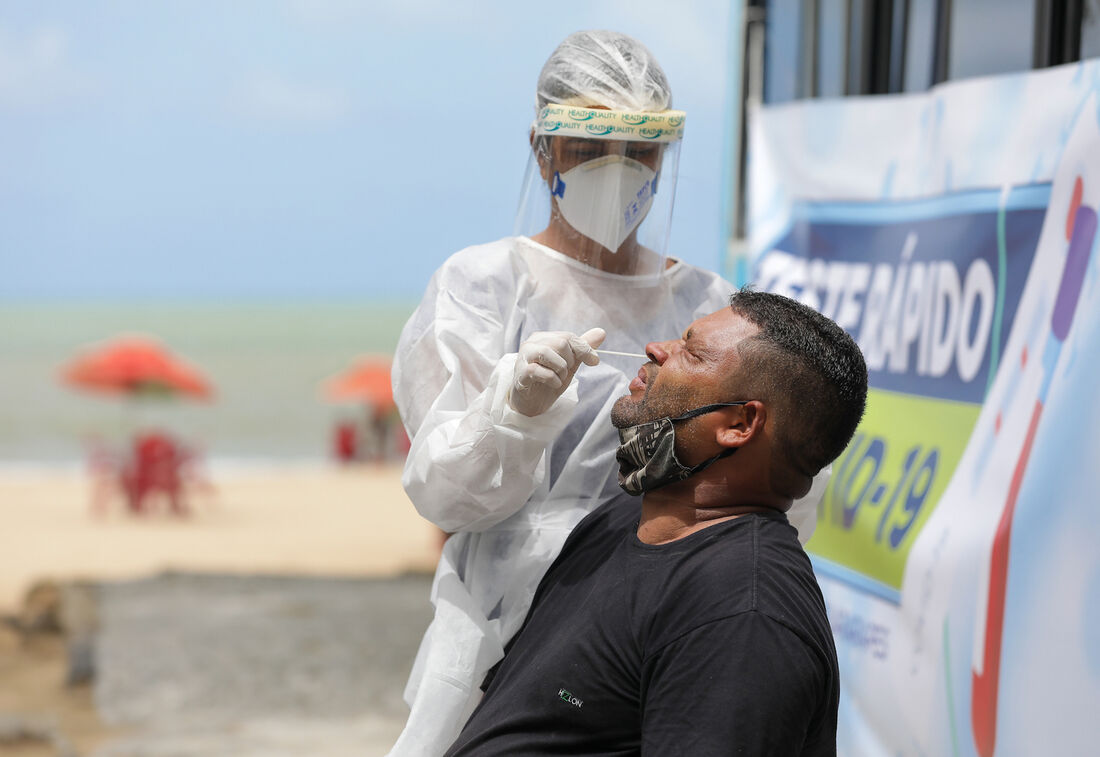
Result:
[615, 402, 749, 496]
[532, 104, 686, 142]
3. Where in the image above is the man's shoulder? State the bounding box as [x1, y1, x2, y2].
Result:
[676, 510, 802, 575]
[561, 496, 638, 553]
[644, 513, 826, 647]
[698, 513, 824, 617]
[730, 514, 835, 663]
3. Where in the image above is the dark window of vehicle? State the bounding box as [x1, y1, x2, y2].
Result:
[765, 0, 802, 102]
[950, 0, 1035, 79]
[1085, 1, 1100, 58]
[888, 0, 908, 91]
[847, 0, 869, 93]
[818, 0, 849, 97]
[905, 0, 937, 90]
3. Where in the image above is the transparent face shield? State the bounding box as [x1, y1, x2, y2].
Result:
[514, 104, 685, 278]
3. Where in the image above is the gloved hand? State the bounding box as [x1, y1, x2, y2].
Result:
[508, 328, 606, 417]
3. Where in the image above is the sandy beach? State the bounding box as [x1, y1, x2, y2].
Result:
[0, 463, 439, 614]
[0, 463, 439, 756]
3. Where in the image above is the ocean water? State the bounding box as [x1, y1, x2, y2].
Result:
[0, 301, 417, 465]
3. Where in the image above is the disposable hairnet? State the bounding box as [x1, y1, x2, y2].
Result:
[536, 30, 672, 112]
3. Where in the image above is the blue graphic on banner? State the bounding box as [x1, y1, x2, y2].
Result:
[754, 187, 1045, 404]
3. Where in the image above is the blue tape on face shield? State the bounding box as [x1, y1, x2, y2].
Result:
[615, 402, 749, 495]
[551, 172, 566, 198]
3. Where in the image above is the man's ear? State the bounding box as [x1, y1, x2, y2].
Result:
[715, 401, 765, 449]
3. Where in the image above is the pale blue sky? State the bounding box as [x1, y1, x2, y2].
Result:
[1, 1, 738, 300]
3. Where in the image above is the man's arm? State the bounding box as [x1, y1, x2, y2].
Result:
[640, 612, 836, 756]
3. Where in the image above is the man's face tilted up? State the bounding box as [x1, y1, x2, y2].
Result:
[608, 308, 774, 500]
[608, 292, 869, 509]
[611, 308, 757, 456]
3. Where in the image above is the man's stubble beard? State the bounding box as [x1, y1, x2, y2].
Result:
[610, 368, 706, 429]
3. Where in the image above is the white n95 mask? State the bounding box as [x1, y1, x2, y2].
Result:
[550, 155, 657, 253]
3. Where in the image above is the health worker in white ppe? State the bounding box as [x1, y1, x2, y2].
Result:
[388, 30, 823, 757]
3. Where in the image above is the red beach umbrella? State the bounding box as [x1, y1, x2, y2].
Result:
[61, 336, 213, 400]
[323, 355, 394, 411]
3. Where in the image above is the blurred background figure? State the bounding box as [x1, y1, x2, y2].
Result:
[332, 419, 359, 464]
[323, 355, 408, 464]
[116, 430, 200, 516]
[60, 335, 213, 516]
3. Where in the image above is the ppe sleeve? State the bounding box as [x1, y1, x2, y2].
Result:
[393, 267, 578, 533]
[788, 464, 829, 545]
[640, 613, 836, 756]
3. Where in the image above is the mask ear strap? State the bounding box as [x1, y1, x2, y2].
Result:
[686, 445, 738, 476]
[670, 401, 749, 423]
[674, 402, 748, 476]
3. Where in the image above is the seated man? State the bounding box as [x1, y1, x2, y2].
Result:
[443, 290, 868, 756]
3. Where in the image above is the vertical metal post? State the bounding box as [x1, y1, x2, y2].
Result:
[870, 0, 895, 93]
[802, 0, 821, 97]
[1033, 0, 1083, 67]
[728, 1, 767, 285]
[1035, 0, 1056, 67]
[932, 0, 952, 83]
[1064, 0, 1084, 63]
[842, 0, 854, 94]
[891, 0, 911, 92]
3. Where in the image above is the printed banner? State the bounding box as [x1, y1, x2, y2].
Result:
[747, 62, 1100, 755]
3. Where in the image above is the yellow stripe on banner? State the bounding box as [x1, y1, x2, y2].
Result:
[807, 388, 980, 590]
[534, 104, 686, 142]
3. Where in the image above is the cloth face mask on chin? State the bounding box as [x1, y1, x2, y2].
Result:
[615, 403, 746, 495]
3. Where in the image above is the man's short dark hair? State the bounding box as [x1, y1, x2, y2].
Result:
[728, 288, 868, 482]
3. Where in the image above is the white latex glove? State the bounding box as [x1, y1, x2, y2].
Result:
[508, 328, 606, 417]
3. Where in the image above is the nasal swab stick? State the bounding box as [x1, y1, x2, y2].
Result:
[595, 349, 648, 358]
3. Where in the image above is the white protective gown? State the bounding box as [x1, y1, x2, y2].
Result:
[388, 236, 818, 756]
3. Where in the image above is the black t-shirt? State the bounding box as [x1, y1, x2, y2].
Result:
[444, 500, 839, 757]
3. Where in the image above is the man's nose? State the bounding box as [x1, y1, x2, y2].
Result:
[645, 341, 671, 364]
